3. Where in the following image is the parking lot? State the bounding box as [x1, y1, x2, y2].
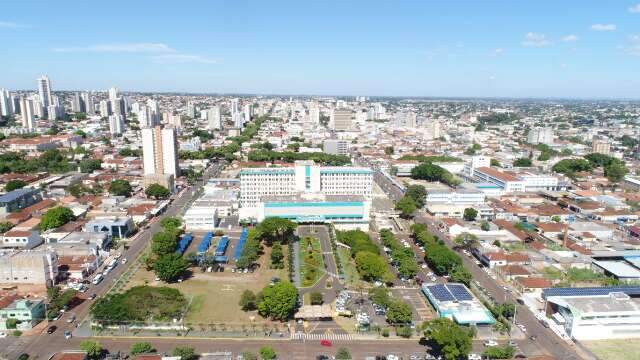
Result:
[390, 288, 435, 322]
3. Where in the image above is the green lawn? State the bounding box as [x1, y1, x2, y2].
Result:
[585, 339, 640, 360]
[337, 246, 362, 287]
[299, 236, 324, 287]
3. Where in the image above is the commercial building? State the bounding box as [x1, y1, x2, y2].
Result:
[323, 139, 349, 156]
[543, 287, 640, 340]
[207, 106, 222, 130]
[472, 167, 525, 193]
[142, 126, 179, 190]
[421, 283, 495, 325]
[0, 251, 58, 292]
[84, 216, 135, 239]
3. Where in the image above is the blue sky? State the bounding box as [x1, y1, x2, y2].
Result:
[2, 0, 640, 98]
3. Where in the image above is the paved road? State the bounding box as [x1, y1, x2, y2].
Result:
[414, 213, 587, 360]
[6, 162, 224, 360]
[296, 225, 343, 303]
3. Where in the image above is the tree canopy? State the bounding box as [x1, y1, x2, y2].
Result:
[153, 253, 188, 282]
[463, 208, 478, 221]
[355, 251, 390, 282]
[40, 206, 75, 231]
[385, 299, 413, 324]
[257, 281, 298, 321]
[4, 179, 26, 192]
[513, 158, 532, 167]
[145, 183, 171, 199]
[109, 179, 133, 197]
[411, 162, 460, 186]
[423, 318, 473, 360]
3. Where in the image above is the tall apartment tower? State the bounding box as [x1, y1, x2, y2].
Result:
[207, 106, 221, 130]
[82, 92, 95, 114]
[108, 87, 119, 101]
[394, 111, 417, 128]
[243, 103, 252, 124]
[0, 89, 11, 116]
[99, 100, 110, 117]
[36, 76, 52, 109]
[19, 97, 36, 130]
[142, 126, 179, 177]
[308, 103, 320, 124]
[186, 101, 196, 118]
[331, 108, 352, 131]
[109, 115, 125, 135]
[71, 92, 83, 113]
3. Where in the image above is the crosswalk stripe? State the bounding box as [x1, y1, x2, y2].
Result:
[293, 332, 354, 341]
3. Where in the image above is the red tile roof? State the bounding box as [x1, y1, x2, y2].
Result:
[516, 277, 552, 289]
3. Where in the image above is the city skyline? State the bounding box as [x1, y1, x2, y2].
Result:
[1, 1, 640, 98]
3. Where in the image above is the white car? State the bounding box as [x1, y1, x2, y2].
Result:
[121, 258, 127, 264]
[421, 264, 428, 269]
[518, 324, 527, 332]
[483, 340, 499, 347]
[0, 332, 6, 338]
[468, 354, 482, 360]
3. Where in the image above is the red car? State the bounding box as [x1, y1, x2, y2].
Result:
[320, 339, 332, 347]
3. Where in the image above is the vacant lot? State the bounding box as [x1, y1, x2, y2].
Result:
[127, 246, 288, 325]
[584, 339, 640, 360]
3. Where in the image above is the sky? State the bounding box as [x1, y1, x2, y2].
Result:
[2, 0, 640, 98]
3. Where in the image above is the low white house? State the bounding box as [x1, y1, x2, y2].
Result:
[1, 230, 42, 249]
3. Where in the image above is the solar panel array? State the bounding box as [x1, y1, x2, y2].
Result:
[448, 284, 473, 301]
[542, 286, 640, 299]
[428, 284, 473, 302]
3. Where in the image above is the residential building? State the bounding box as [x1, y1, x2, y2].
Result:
[0, 188, 43, 217]
[142, 126, 179, 179]
[0, 297, 46, 330]
[1, 230, 42, 249]
[0, 89, 11, 116]
[394, 111, 417, 128]
[108, 114, 125, 135]
[207, 106, 221, 130]
[19, 97, 36, 130]
[331, 108, 352, 131]
[36, 75, 52, 109]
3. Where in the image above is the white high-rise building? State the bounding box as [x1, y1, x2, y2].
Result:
[424, 120, 441, 140]
[147, 99, 160, 124]
[108, 87, 119, 101]
[71, 92, 83, 113]
[19, 97, 36, 130]
[0, 89, 11, 116]
[138, 107, 153, 128]
[308, 103, 320, 124]
[233, 112, 244, 129]
[36, 75, 52, 109]
[230, 98, 239, 115]
[186, 101, 196, 118]
[527, 127, 554, 145]
[243, 103, 252, 124]
[142, 126, 179, 177]
[207, 106, 221, 130]
[109, 115, 125, 135]
[592, 139, 611, 155]
[82, 92, 94, 114]
[99, 100, 110, 117]
[111, 98, 124, 116]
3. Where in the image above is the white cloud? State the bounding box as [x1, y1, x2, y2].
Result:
[151, 54, 221, 64]
[489, 48, 504, 57]
[0, 21, 30, 28]
[522, 32, 552, 47]
[629, 4, 640, 13]
[622, 35, 640, 56]
[591, 24, 616, 32]
[562, 35, 579, 42]
[53, 43, 176, 53]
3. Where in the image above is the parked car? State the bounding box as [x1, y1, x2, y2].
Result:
[468, 354, 482, 360]
[320, 339, 332, 347]
[47, 326, 57, 334]
[64, 331, 72, 339]
[483, 340, 498, 347]
[66, 314, 75, 323]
